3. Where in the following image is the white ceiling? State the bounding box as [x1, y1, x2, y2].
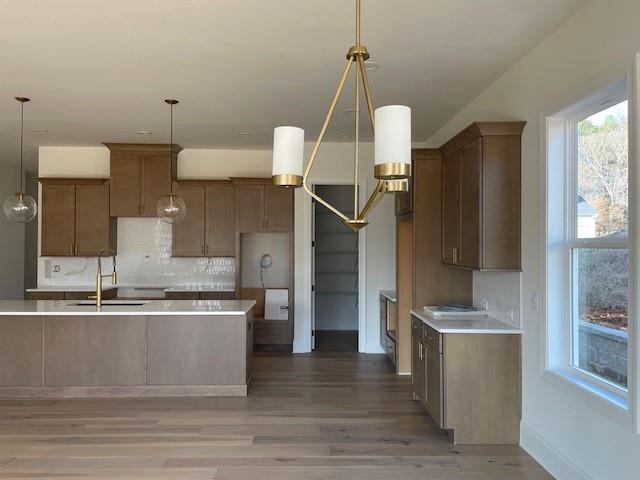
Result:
[0, 0, 586, 166]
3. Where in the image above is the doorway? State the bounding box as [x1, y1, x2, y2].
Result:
[312, 185, 359, 352]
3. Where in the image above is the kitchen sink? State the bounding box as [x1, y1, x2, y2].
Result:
[66, 300, 150, 307]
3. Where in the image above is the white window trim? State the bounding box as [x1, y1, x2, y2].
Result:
[541, 78, 634, 423]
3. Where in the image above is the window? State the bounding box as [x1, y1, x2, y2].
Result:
[546, 81, 630, 403]
[572, 101, 629, 389]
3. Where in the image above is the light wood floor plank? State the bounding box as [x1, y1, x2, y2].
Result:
[0, 352, 551, 479]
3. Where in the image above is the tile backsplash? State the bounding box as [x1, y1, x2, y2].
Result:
[37, 218, 235, 289]
[473, 271, 521, 328]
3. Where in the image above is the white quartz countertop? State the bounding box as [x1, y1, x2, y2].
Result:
[380, 290, 397, 303]
[0, 300, 256, 316]
[26, 285, 117, 293]
[164, 287, 235, 293]
[411, 309, 522, 334]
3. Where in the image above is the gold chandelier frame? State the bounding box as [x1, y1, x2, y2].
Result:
[282, 0, 409, 232]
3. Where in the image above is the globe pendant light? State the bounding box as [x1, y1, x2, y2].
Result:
[271, 0, 411, 232]
[157, 99, 186, 224]
[3, 97, 38, 224]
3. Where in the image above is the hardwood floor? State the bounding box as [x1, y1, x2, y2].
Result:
[0, 353, 552, 479]
[314, 330, 358, 352]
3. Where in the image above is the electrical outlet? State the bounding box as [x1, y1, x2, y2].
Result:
[481, 298, 489, 311]
[52, 264, 61, 274]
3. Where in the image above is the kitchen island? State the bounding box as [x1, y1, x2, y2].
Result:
[0, 299, 255, 398]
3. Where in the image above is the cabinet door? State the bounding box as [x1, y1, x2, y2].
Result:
[265, 185, 293, 232]
[412, 332, 425, 403]
[75, 183, 112, 256]
[41, 184, 76, 256]
[246, 313, 253, 381]
[380, 296, 387, 351]
[141, 154, 172, 217]
[424, 326, 443, 427]
[200, 291, 235, 300]
[235, 184, 265, 232]
[172, 184, 205, 257]
[110, 154, 141, 216]
[206, 184, 236, 256]
[459, 139, 482, 269]
[165, 292, 200, 300]
[442, 152, 460, 265]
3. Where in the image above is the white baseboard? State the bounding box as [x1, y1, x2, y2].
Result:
[520, 422, 593, 480]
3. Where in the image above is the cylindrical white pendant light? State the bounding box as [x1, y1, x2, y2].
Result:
[374, 105, 411, 180]
[272, 126, 304, 188]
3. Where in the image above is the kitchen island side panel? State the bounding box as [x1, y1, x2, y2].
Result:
[0, 316, 44, 386]
[45, 315, 147, 386]
[147, 315, 246, 385]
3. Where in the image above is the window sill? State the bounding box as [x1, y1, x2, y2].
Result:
[544, 368, 629, 420]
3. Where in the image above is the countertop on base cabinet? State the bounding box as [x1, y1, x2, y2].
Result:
[411, 311, 521, 444]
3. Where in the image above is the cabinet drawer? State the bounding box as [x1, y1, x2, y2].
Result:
[423, 324, 441, 354]
[411, 315, 423, 336]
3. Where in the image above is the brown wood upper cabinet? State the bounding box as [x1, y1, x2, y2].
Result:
[232, 179, 293, 232]
[172, 181, 236, 257]
[440, 122, 525, 271]
[40, 179, 116, 257]
[105, 143, 180, 217]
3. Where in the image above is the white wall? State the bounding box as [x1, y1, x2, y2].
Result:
[38, 146, 109, 178]
[425, 1, 640, 478]
[0, 162, 25, 299]
[38, 142, 396, 354]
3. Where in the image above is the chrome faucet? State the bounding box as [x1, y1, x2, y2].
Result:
[89, 249, 117, 309]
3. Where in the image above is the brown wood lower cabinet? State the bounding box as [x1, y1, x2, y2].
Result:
[164, 291, 236, 301]
[0, 312, 253, 396]
[380, 294, 397, 366]
[25, 290, 117, 301]
[411, 314, 521, 444]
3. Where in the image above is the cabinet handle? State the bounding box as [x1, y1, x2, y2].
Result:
[69, 244, 74, 255]
[452, 247, 458, 264]
[418, 342, 424, 360]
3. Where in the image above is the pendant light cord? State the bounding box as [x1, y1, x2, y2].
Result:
[19, 100, 24, 192]
[170, 102, 173, 195]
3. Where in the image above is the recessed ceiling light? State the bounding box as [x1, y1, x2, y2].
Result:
[364, 61, 380, 71]
[339, 133, 350, 139]
[137, 130, 153, 135]
[344, 108, 357, 115]
[237, 132, 253, 137]
[31, 129, 48, 134]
